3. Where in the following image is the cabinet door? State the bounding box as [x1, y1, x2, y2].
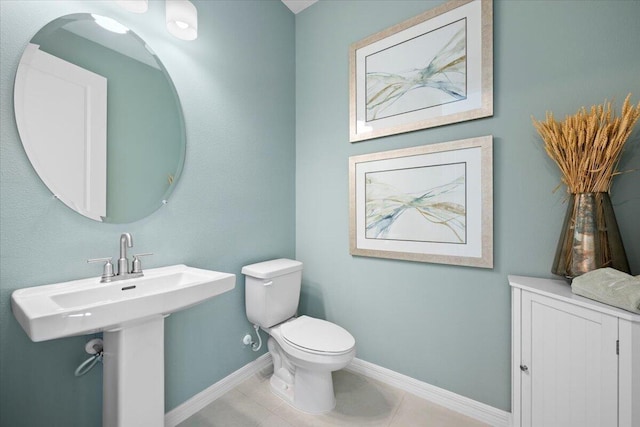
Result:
[521, 291, 618, 427]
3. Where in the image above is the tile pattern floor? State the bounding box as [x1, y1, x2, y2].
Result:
[178, 366, 490, 427]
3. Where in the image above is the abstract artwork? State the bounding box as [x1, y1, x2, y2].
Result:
[366, 19, 467, 122]
[349, 0, 492, 142]
[349, 136, 493, 268]
[365, 163, 467, 244]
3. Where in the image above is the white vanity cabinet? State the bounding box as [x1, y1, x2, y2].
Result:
[509, 275, 640, 427]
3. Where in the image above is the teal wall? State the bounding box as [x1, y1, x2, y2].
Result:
[0, 0, 294, 425]
[295, 0, 640, 412]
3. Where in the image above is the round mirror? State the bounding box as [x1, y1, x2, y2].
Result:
[14, 13, 186, 223]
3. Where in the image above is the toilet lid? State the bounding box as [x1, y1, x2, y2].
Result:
[281, 316, 355, 354]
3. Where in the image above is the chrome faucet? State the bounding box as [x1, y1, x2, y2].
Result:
[87, 233, 152, 283]
[118, 233, 133, 276]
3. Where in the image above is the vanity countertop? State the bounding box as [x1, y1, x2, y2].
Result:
[508, 274, 640, 323]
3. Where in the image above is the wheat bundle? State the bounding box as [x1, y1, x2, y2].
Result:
[532, 94, 640, 194]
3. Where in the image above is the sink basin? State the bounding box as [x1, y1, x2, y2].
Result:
[11, 264, 236, 342]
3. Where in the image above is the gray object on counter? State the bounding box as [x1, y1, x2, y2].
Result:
[572, 267, 640, 314]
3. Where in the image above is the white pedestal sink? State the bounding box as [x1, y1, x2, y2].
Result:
[11, 264, 236, 427]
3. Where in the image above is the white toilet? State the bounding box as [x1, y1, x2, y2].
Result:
[242, 258, 356, 414]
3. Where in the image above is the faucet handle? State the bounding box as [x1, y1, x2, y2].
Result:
[131, 253, 153, 274]
[87, 257, 115, 281]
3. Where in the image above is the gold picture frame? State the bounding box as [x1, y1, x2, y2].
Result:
[349, 0, 493, 142]
[349, 136, 493, 268]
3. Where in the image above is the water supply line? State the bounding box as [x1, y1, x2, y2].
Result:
[75, 338, 103, 377]
[251, 324, 262, 351]
[243, 324, 263, 352]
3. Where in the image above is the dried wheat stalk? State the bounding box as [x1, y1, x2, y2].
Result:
[532, 94, 640, 193]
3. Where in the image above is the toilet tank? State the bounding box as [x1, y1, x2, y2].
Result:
[242, 259, 303, 328]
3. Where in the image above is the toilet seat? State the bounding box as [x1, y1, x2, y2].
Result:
[281, 316, 355, 355]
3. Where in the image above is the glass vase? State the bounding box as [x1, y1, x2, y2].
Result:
[552, 192, 630, 280]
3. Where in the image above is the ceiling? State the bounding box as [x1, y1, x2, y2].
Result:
[281, 0, 318, 14]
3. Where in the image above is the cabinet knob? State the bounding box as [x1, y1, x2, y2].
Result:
[520, 365, 529, 373]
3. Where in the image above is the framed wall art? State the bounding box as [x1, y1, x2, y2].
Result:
[349, 0, 493, 142]
[349, 136, 493, 268]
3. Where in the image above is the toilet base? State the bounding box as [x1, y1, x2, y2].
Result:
[269, 371, 294, 404]
[270, 367, 336, 414]
[267, 335, 339, 414]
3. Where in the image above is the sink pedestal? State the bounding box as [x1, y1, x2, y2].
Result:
[103, 315, 165, 427]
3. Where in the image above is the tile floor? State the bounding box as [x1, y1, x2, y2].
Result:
[178, 366, 489, 427]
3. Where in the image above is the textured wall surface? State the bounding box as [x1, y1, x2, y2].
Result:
[295, 0, 640, 411]
[0, 1, 294, 425]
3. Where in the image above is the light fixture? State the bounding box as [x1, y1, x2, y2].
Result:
[166, 0, 198, 41]
[115, 0, 149, 13]
[92, 14, 130, 34]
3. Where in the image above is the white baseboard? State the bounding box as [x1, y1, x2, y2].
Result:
[164, 353, 272, 427]
[346, 358, 511, 427]
[164, 354, 511, 427]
